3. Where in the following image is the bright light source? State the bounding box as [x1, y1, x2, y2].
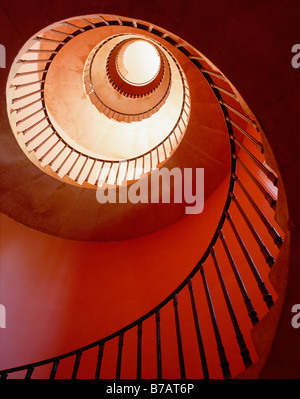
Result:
[122, 40, 160, 85]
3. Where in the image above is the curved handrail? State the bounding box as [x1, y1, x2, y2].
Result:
[1, 14, 283, 380]
[83, 33, 180, 124]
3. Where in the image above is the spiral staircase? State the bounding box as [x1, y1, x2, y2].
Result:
[7, 20, 191, 189]
[0, 2, 299, 380]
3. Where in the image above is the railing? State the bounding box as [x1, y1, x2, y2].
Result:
[8, 16, 190, 188]
[107, 38, 165, 95]
[84, 34, 173, 120]
[1, 14, 284, 379]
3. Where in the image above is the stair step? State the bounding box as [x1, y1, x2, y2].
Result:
[40, 140, 65, 167]
[16, 109, 46, 131]
[97, 162, 111, 186]
[26, 127, 53, 151]
[68, 155, 87, 181]
[86, 160, 103, 185]
[34, 134, 59, 160]
[15, 98, 43, 118]
[57, 151, 80, 178]
[76, 158, 95, 185]
[125, 160, 136, 181]
[116, 161, 128, 185]
[50, 147, 72, 173]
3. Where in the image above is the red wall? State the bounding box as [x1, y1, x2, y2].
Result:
[0, 168, 231, 377]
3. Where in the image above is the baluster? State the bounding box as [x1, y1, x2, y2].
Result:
[211, 83, 237, 100]
[156, 147, 159, 166]
[25, 365, 34, 379]
[12, 79, 45, 90]
[233, 154, 276, 208]
[155, 309, 162, 379]
[162, 142, 167, 160]
[219, 100, 257, 129]
[173, 294, 186, 379]
[25, 125, 50, 146]
[231, 136, 277, 186]
[210, 247, 252, 368]
[232, 174, 283, 248]
[66, 153, 81, 177]
[14, 98, 43, 114]
[95, 342, 105, 380]
[226, 117, 263, 152]
[0, 371, 8, 379]
[32, 129, 54, 151]
[85, 159, 97, 183]
[133, 158, 138, 180]
[16, 107, 46, 126]
[137, 322, 143, 379]
[173, 129, 179, 145]
[189, 55, 204, 61]
[168, 135, 173, 152]
[49, 29, 75, 37]
[88, 89, 96, 100]
[27, 49, 58, 53]
[71, 350, 82, 379]
[63, 21, 85, 32]
[183, 106, 189, 117]
[181, 114, 187, 128]
[49, 145, 68, 168]
[80, 18, 96, 28]
[218, 230, 259, 326]
[94, 97, 104, 111]
[97, 15, 109, 25]
[50, 359, 59, 379]
[116, 332, 124, 379]
[75, 157, 89, 183]
[114, 162, 121, 186]
[95, 161, 107, 185]
[22, 116, 49, 134]
[199, 263, 231, 379]
[56, 149, 74, 175]
[12, 88, 44, 103]
[230, 193, 275, 267]
[115, 16, 123, 25]
[35, 36, 64, 44]
[201, 69, 226, 80]
[187, 278, 209, 379]
[32, 129, 55, 153]
[15, 69, 48, 77]
[225, 211, 274, 309]
[18, 58, 52, 64]
[38, 138, 60, 162]
[107, 109, 114, 119]
[122, 160, 130, 183]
